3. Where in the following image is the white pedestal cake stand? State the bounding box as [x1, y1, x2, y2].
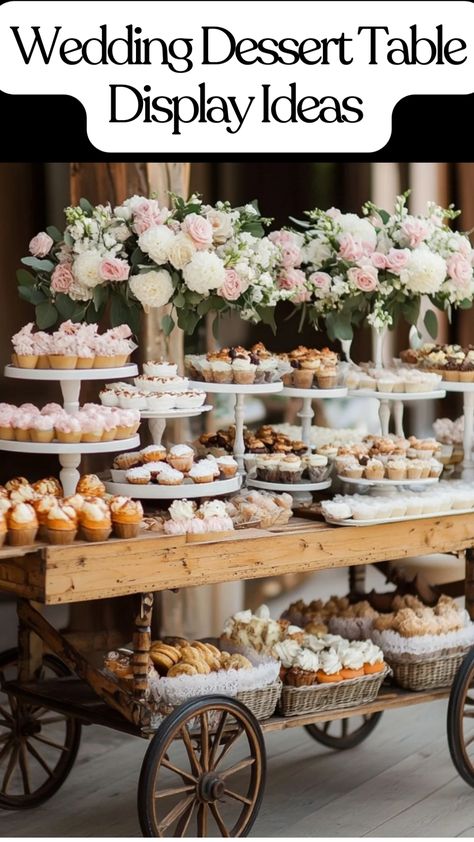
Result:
[246, 476, 332, 505]
[188, 381, 283, 472]
[337, 475, 439, 488]
[3, 364, 139, 495]
[347, 389, 446, 437]
[105, 474, 242, 500]
[280, 386, 348, 447]
[140, 405, 212, 446]
[443, 381, 474, 479]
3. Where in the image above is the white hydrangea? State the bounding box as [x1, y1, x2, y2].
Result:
[167, 232, 196, 270]
[206, 209, 234, 244]
[400, 246, 447, 294]
[114, 195, 147, 220]
[338, 213, 377, 249]
[129, 270, 174, 309]
[68, 279, 93, 302]
[138, 225, 174, 265]
[73, 249, 104, 288]
[183, 251, 226, 294]
[303, 237, 332, 266]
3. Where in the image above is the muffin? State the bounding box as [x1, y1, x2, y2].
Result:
[387, 459, 407, 480]
[79, 498, 112, 542]
[232, 357, 257, 384]
[317, 367, 338, 389]
[188, 461, 215, 484]
[140, 444, 167, 463]
[302, 454, 329, 482]
[76, 474, 106, 497]
[167, 444, 194, 472]
[7, 502, 39, 546]
[110, 496, 144, 538]
[126, 466, 151, 485]
[364, 458, 385, 481]
[291, 363, 314, 389]
[344, 458, 364, 480]
[216, 455, 238, 478]
[279, 455, 303, 484]
[46, 503, 78, 545]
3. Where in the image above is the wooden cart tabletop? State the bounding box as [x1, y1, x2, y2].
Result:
[1, 512, 473, 605]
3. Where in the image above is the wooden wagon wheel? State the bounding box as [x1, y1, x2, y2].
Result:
[0, 647, 82, 809]
[138, 695, 266, 837]
[447, 648, 474, 786]
[305, 711, 383, 750]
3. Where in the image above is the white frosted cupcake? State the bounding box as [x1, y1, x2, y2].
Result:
[216, 455, 238, 478]
[174, 391, 207, 409]
[167, 444, 194, 472]
[118, 391, 148, 410]
[157, 465, 184, 486]
[231, 358, 257, 384]
[126, 466, 151, 485]
[143, 360, 178, 377]
[100, 389, 119, 407]
[210, 359, 233, 383]
[188, 461, 215, 484]
[146, 392, 177, 412]
[321, 501, 352, 521]
[351, 502, 375, 521]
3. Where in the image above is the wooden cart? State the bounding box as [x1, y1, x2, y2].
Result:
[1, 515, 474, 836]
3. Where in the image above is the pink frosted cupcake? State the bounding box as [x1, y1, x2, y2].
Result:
[13, 410, 35, 442]
[0, 406, 16, 440]
[79, 413, 105, 443]
[30, 414, 55, 443]
[41, 402, 64, 417]
[33, 331, 53, 369]
[12, 323, 38, 369]
[55, 415, 82, 443]
[76, 343, 95, 369]
[114, 409, 139, 439]
[48, 333, 77, 369]
[100, 409, 118, 442]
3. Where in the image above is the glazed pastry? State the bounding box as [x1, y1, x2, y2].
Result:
[46, 503, 78, 545]
[140, 444, 167, 463]
[33, 477, 62, 498]
[157, 466, 184, 486]
[126, 466, 151, 485]
[110, 496, 144, 538]
[167, 662, 198, 677]
[76, 474, 106, 497]
[188, 461, 216, 484]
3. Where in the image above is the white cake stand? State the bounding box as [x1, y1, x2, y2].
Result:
[337, 474, 439, 488]
[4, 364, 138, 411]
[347, 389, 446, 436]
[140, 405, 213, 446]
[281, 386, 348, 446]
[105, 474, 241, 499]
[443, 381, 474, 478]
[2, 364, 140, 494]
[246, 476, 331, 505]
[188, 381, 283, 471]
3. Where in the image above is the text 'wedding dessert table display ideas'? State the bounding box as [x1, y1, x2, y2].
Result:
[4, 190, 474, 835]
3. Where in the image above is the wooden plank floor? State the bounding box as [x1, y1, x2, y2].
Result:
[1, 699, 472, 837]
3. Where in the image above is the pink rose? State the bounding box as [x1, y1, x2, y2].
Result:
[279, 268, 309, 304]
[50, 263, 74, 294]
[338, 233, 364, 262]
[29, 231, 54, 258]
[269, 230, 296, 247]
[291, 287, 311, 304]
[132, 200, 170, 235]
[400, 219, 429, 248]
[386, 247, 410, 273]
[347, 265, 378, 292]
[326, 207, 342, 219]
[371, 252, 389, 269]
[218, 269, 248, 301]
[281, 243, 302, 269]
[181, 213, 213, 250]
[99, 256, 130, 282]
[309, 271, 331, 292]
[447, 252, 472, 288]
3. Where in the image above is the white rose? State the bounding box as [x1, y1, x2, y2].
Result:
[73, 250, 104, 288]
[338, 213, 377, 249]
[167, 232, 196, 270]
[182, 251, 226, 294]
[303, 237, 332, 266]
[400, 246, 447, 295]
[138, 225, 174, 265]
[129, 270, 174, 310]
[68, 279, 93, 302]
[112, 223, 131, 243]
[251, 287, 264, 304]
[206, 209, 234, 244]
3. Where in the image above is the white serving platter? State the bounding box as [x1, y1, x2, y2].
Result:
[337, 475, 439, 487]
[246, 477, 332, 492]
[347, 388, 446, 401]
[443, 381, 474, 393]
[105, 474, 242, 499]
[139, 405, 212, 419]
[188, 380, 283, 395]
[281, 386, 348, 399]
[324, 506, 474, 527]
[4, 364, 138, 381]
[0, 436, 140, 455]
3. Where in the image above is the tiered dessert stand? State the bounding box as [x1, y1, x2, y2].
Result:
[2, 365, 140, 496]
[347, 387, 446, 437]
[188, 380, 284, 472]
[280, 385, 348, 447]
[105, 382, 241, 499]
[442, 381, 474, 479]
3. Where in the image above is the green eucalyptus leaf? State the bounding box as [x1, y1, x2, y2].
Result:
[173, 292, 185, 308]
[46, 225, 63, 242]
[55, 293, 78, 319]
[79, 197, 94, 215]
[35, 300, 58, 329]
[21, 257, 54, 272]
[16, 269, 36, 287]
[401, 297, 421, 325]
[240, 221, 264, 238]
[161, 314, 175, 336]
[326, 311, 353, 341]
[423, 309, 438, 340]
[458, 298, 473, 310]
[18, 285, 46, 305]
[93, 284, 108, 311]
[131, 247, 147, 268]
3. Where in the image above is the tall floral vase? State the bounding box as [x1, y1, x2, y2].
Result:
[339, 339, 353, 363]
[371, 326, 387, 370]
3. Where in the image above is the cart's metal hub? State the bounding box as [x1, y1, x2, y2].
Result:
[197, 772, 225, 803]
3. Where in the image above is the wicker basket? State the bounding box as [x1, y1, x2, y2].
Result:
[236, 681, 282, 720]
[388, 648, 470, 691]
[279, 668, 389, 717]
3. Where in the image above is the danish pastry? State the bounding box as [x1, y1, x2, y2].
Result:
[167, 662, 198, 677]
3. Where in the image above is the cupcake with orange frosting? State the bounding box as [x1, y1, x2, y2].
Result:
[32, 494, 58, 539]
[110, 496, 144, 538]
[46, 503, 78, 545]
[33, 477, 62, 498]
[339, 644, 365, 680]
[7, 502, 38, 546]
[316, 649, 344, 683]
[76, 474, 105, 498]
[79, 497, 112, 542]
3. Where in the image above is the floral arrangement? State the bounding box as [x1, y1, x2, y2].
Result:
[292, 192, 474, 341]
[17, 194, 283, 336]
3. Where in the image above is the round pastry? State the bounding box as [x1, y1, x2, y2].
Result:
[215, 455, 238, 478]
[167, 662, 198, 677]
[32, 494, 57, 538]
[78, 498, 112, 542]
[157, 466, 184, 486]
[55, 416, 82, 444]
[5, 477, 30, 493]
[140, 444, 167, 463]
[150, 642, 181, 664]
[7, 502, 38, 546]
[167, 444, 195, 473]
[188, 461, 215, 484]
[33, 477, 62, 497]
[30, 415, 55, 443]
[76, 474, 106, 497]
[150, 650, 175, 674]
[110, 496, 143, 538]
[113, 452, 143, 471]
[46, 503, 78, 545]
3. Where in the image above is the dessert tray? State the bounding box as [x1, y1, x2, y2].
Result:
[337, 475, 440, 488]
[140, 405, 212, 420]
[105, 474, 242, 500]
[246, 477, 332, 492]
[324, 506, 474, 527]
[4, 364, 138, 381]
[0, 437, 139, 455]
[187, 381, 283, 395]
[281, 386, 348, 399]
[347, 388, 446, 401]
